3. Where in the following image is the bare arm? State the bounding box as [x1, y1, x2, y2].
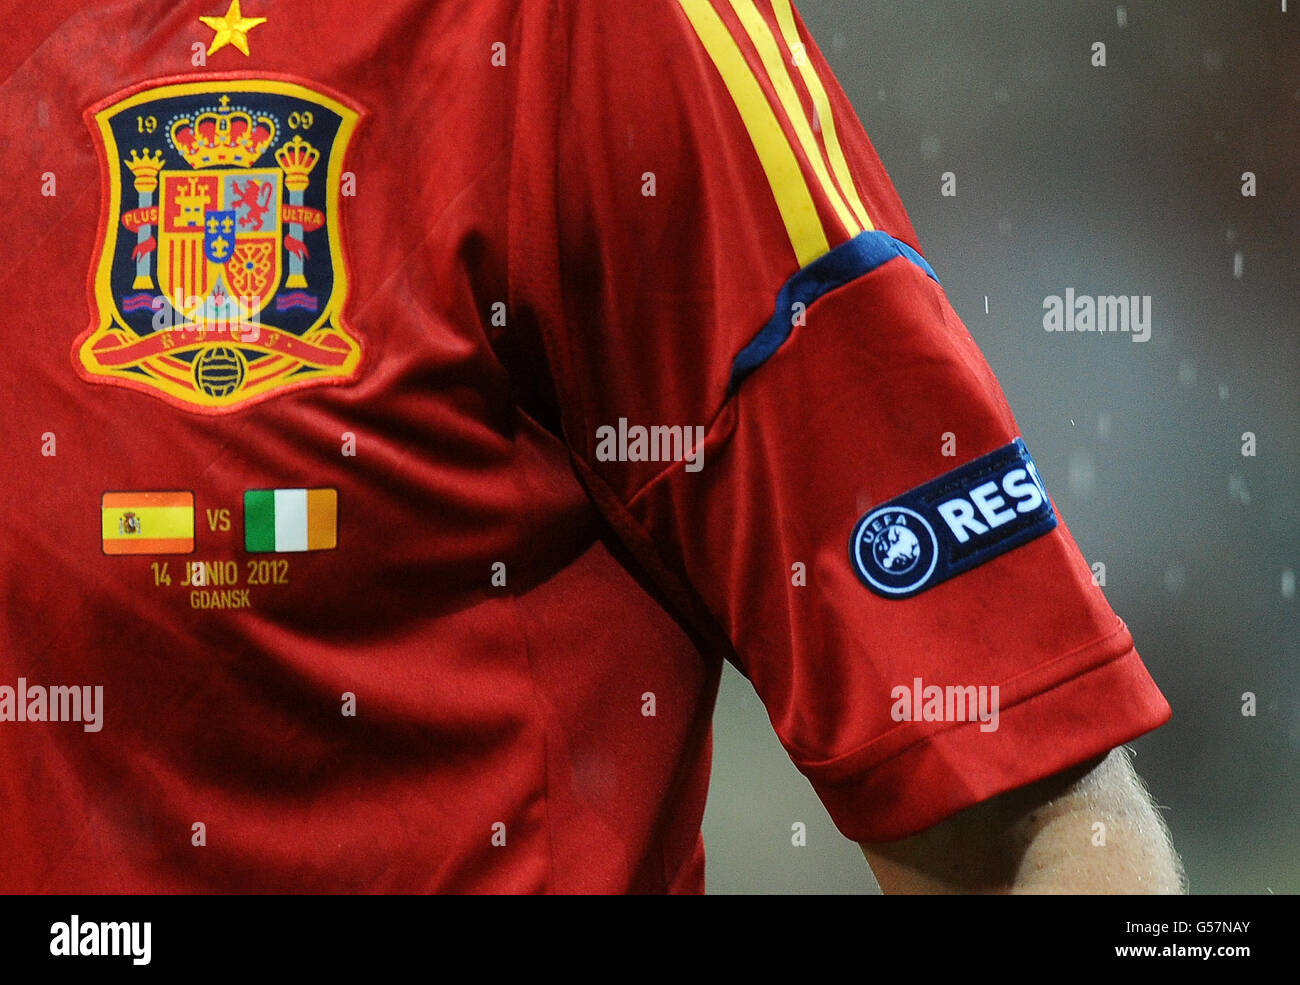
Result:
[859, 746, 1185, 894]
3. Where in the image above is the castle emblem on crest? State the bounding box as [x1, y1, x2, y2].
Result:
[76, 77, 364, 412]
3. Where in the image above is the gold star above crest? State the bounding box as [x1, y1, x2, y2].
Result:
[199, 0, 267, 57]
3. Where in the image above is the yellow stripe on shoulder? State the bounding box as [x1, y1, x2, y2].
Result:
[677, 0, 829, 267]
[771, 0, 873, 231]
[727, 0, 863, 238]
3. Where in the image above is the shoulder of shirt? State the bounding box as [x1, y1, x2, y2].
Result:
[563, 0, 882, 268]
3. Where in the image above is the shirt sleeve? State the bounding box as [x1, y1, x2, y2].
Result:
[507, 0, 1171, 842]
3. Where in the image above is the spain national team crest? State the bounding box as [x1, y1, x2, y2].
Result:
[76, 76, 365, 413]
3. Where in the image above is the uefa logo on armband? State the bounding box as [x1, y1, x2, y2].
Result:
[850, 506, 940, 596]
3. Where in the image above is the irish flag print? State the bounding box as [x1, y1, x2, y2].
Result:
[244, 488, 337, 553]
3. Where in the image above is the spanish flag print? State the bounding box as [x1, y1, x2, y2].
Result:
[244, 488, 337, 553]
[101, 491, 195, 555]
[676, 0, 874, 267]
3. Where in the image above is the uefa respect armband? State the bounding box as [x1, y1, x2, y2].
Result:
[849, 438, 1058, 599]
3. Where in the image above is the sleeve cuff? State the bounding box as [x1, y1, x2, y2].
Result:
[795, 626, 1172, 843]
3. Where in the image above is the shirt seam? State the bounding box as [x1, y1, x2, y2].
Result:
[622, 254, 914, 512]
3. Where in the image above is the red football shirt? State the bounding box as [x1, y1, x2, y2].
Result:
[0, 0, 1169, 893]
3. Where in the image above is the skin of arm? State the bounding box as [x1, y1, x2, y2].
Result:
[859, 746, 1186, 894]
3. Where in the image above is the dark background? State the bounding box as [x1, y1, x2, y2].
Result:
[703, 0, 1299, 894]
